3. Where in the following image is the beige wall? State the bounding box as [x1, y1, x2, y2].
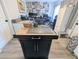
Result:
[67, 9, 78, 37]
[68, 19, 78, 38]
[0, 3, 13, 52]
[2, 0, 20, 19]
[54, 0, 77, 35]
[54, 5, 67, 34]
[1, 0, 20, 34]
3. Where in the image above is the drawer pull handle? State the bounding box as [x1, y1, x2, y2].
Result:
[32, 37, 41, 39]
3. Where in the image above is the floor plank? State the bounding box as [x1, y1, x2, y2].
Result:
[0, 38, 76, 59]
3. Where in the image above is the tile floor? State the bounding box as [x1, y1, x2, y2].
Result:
[0, 38, 77, 59]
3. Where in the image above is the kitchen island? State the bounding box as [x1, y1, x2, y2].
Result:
[13, 25, 58, 59]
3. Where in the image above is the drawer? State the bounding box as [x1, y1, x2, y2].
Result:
[31, 36, 41, 40]
[18, 36, 41, 40]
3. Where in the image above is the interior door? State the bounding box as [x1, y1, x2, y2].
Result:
[0, 3, 12, 49]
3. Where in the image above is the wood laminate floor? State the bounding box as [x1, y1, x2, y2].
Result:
[0, 38, 77, 59]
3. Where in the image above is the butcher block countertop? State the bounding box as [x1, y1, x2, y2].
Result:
[13, 25, 58, 39]
[15, 25, 57, 35]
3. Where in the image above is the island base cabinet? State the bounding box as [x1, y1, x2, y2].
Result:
[19, 39, 52, 59]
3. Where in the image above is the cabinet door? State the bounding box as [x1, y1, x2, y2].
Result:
[0, 4, 12, 49]
[19, 39, 35, 58]
[37, 39, 52, 57]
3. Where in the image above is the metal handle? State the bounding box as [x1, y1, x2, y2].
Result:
[32, 37, 41, 39]
[34, 40, 39, 53]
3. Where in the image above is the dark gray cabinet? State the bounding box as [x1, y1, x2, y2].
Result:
[15, 35, 58, 59]
[13, 25, 58, 59]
